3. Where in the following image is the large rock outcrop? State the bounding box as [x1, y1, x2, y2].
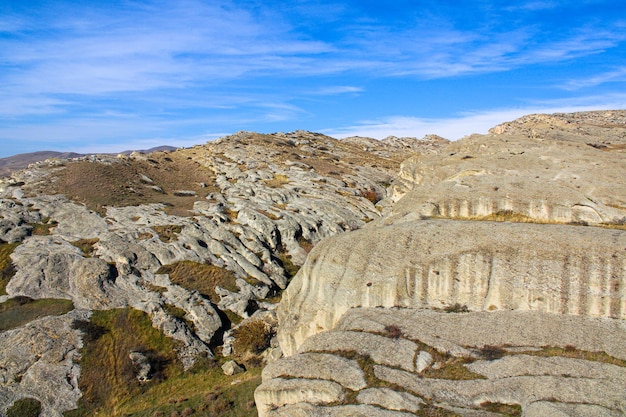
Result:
[258, 308, 626, 416]
[277, 219, 626, 355]
[265, 111, 626, 416]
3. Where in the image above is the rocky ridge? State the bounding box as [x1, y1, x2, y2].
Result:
[0, 130, 438, 416]
[257, 111, 626, 416]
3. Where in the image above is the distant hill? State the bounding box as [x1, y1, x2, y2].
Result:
[0, 146, 177, 177]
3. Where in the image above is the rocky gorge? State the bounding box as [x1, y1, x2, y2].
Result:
[0, 111, 625, 417]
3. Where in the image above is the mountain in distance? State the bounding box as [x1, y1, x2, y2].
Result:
[0, 146, 177, 177]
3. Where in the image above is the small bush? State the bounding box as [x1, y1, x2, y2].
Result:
[384, 324, 402, 339]
[360, 190, 379, 204]
[7, 397, 42, 417]
[479, 345, 506, 361]
[444, 303, 470, 313]
[232, 320, 274, 357]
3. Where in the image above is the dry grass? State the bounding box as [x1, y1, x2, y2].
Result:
[151, 225, 182, 243]
[67, 308, 182, 417]
[71, 238, 99, 257]
[34, 152, 219, 216]
[30, 218, 57, 235]
[0, 242, 19, 295]
[156, 261, 238, 303]
[264, 174, 290, 188]
[522, 345, 626, 367]
[479, 402, 522, 416]
[232, 320, 274, 363]
[0, 296, 74, 331]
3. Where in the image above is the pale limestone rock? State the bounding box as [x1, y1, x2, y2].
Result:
[466, 355, 625, 380]
[356, 387, 424, 412]
[278, 220, 626, 355]
[221, 360, 245, 376]
[374, 365, 626, 413]
[254, 378, 345, 417]
[524, 401, 622, 417]
[0, 310, 88, 417]
[414, 351, 433, 373]
[297, 330, 418, 372]
[262, 353, 366, 391]
[334, 309, 626, 361]
[266, 403, 417, 417]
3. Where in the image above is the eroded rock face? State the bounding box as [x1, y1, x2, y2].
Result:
[0, 310, 89, 417]
[389, 111, 626, 225]
[257, 308, 626, 416]
[268, 112, 626, 417]
[0, 130, 432, 415]
[278, 219, 626, 355]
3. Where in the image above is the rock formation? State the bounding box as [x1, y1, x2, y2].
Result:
[0, 130, 435, 415]
[258, 111, 626, 416]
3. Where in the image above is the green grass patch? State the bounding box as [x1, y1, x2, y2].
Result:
[66, 306, 262, 417]
[7, 397, 42, 417]
[71, 238, 99, 257]
[112, 365, 262, 417]
[521, 345, 626, 367]
[66, 308, 183, 417]
[275, 252, 300, 278]
[0, 242, 19, 296]
[479, 402, 522, 416]
[156, 261, 238, 303]
[0, 297, 74, 331]
[29, 219, 57, 235]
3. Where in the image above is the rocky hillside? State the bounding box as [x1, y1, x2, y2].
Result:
[0, 130, 440, 416]
[2, 111, 625, 417]
[258, 111, 626, 416]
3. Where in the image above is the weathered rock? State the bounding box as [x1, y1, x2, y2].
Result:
[262, 353, 366, 391]
[356, 388, 424, 413]
[278, 220, 626, 355]
[0, 310, 89, 417]
[266, 403, 417, 417]
[129, 351, 151, 382]
[255, 378, 346, 417]
[297, 331, 418, 372]
[221, 360, 245, 375]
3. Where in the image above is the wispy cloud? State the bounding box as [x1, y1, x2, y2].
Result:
[562, 67, 626, 90]
[325, 94, 626, 140]
[312, 86, 364, 95]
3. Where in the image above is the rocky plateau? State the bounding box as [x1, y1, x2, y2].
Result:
[0, 111, 625, 417]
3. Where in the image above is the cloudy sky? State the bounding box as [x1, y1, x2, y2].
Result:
[1, 0, 625, 157]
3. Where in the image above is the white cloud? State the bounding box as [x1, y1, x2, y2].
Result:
[325, 96, 626, 140]
[562, 67, 626, 90]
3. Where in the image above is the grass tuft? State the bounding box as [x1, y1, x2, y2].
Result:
[0, 297, 74, 331]
[0, 242, 19, 295]
[156, 261, 238, 303]
[7, 397, 42, 417]
[152, 225, 183, 243]
[71, 238, 99, 257]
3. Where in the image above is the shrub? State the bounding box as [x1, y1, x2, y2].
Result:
[479, 345, 506, 361]
[384, 324, 403, 339]
[444, 303, 470, 313]
[360, 190, 379, 204]
[232, 320, 274, 357]
[7, 397, 42, 417]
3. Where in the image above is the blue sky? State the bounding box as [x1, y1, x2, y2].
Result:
[1, 0, 625, 158]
